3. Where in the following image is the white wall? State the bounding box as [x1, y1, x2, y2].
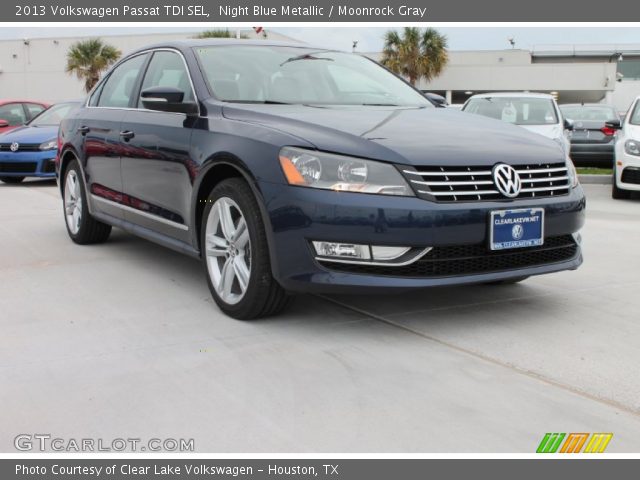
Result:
[0, 30, 298, 102]
[612, 81, 640, 113]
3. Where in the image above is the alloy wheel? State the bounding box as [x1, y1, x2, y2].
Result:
[64, 170, 82, 235]
[204, 197, 251, 305]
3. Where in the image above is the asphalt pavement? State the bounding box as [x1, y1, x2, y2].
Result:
[1, 180, 639, 452]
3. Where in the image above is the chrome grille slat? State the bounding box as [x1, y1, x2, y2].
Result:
[404, 162, 570, 202]
[410, 179, 494, 186]
[418, 189, 501, 196]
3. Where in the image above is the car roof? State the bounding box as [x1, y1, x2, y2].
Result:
[469, 92, 555, 99]
[0, 99, 49, 105]
[128, 39, 321, 55]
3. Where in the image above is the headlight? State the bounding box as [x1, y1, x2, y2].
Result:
[39, 139, 57, 151]
[625, 140, 640, 156]
[279, 147, 414, 196]
[566, 157, 579, 188]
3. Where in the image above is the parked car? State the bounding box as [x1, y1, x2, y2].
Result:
[0, 99, 49, 135]
[560, 104, 621, 167]
[0, 102, 79, 184]
[58, 40, 585, 320]
[612, 96, 640, 199]
[421, 92, 447, 107]
[462, 93, 572, 155]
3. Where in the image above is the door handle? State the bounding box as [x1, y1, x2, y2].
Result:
[119, 130, 135, 141]
[77, 125, 90, 135]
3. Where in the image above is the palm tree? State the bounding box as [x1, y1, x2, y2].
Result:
[381, 27, 449, 86]
[66, 39, 121, 93]
[195, 29, 249, 39]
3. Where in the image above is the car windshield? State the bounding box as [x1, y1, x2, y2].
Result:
[194, 45, 432, 107]
[560, 105, 618, 122]
[29, 102, 77, 127]
[629, 102, 640, 125]
[464, 97, 558, 125]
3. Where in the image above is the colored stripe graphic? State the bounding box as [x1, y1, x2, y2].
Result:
[536, 433, 566, 453]
[584, 433, 613, 453]
[560, 433, 589, 453]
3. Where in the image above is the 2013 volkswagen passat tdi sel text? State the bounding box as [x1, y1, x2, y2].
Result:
[57, 41, 585, 319]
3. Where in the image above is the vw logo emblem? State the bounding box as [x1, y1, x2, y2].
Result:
[512, 224, 524, 240]
[493, 164, 521, 198]
[10, 142, 19, 152]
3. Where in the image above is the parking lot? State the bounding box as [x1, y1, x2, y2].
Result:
[1, 180, 639, 452]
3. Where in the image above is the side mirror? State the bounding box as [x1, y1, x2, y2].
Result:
[605, 118, 622, 130]
[140, 87, 198, 115]
[563, 118, 574, 131]
[0, 119, 9, 128]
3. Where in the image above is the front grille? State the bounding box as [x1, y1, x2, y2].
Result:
[0, 162, 37, 173]
[402, 162, 570, 202]
[621, 167, 640, 185]
[0, 143, 40, 152]
[42, 159, 56, 173]
[320, 235, 578, 278]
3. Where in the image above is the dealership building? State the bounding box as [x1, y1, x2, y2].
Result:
[0, 30, 639, 112]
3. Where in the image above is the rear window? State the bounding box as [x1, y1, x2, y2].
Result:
[560, 105, 619, 122]
[463, 97, 558, 125]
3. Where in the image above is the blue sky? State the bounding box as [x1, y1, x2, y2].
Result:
[1, 27, 639, 52]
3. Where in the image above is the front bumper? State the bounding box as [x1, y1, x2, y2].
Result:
[259, 181, 586, 294]
[0, 151, 57, 178]
[615, 147, 640, 192]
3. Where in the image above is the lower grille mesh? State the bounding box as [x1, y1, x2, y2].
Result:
[320, 235, 578, 278]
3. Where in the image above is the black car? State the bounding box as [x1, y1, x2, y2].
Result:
[560, 103, 622, 167]
[57, 40, 585, 320]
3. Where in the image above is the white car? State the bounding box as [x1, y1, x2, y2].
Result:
[462, 92, 572, 155]
[612, 96, 640, 199]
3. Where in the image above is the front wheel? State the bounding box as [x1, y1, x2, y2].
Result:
[201, 178, 290, 320]
[0, 176, 25, 184]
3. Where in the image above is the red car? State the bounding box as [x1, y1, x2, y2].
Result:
[0, 99, 50, 134]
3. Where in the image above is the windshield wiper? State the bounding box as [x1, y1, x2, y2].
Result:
[360, 103, 401, 106]
[280, 50, 334, 67]
[226, 100, 291, 105]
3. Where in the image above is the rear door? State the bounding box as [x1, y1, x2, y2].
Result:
[118, 49, 197, 243]
[81, 53, 149, 220]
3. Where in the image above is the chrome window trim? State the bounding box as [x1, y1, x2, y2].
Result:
[84, 48, 201, 117]
[91, 195, 189, 231]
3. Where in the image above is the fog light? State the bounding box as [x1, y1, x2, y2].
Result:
[312, 241, 370, 260]
[371, 246, 411, 260]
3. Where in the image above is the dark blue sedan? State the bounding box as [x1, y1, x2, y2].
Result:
[0, 102, 78, 184]
[57, 41, 585, 320]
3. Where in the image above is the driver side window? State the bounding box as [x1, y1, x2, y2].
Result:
[138, 51, 194, 108]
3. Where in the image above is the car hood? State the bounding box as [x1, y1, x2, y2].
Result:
[221, 104, 565, 166]
[0, 125, 58, 144]
[520, 124, 564, 141]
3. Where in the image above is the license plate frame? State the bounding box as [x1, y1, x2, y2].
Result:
[489, 208, 545, 251]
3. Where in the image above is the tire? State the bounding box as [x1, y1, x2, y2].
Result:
[486, 276, 529, 285]
[62, 159, 112, 244]
[0, 176, 25, 184]
[612, 178, 631, 200]
[201, 178, 290, 320]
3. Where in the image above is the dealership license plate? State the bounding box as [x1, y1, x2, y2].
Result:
[490, 208, 544, 250]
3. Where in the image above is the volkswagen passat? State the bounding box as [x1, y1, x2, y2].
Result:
[57, 40, 585, 319]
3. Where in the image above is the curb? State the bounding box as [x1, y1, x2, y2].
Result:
[578, 174, 612, 185]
